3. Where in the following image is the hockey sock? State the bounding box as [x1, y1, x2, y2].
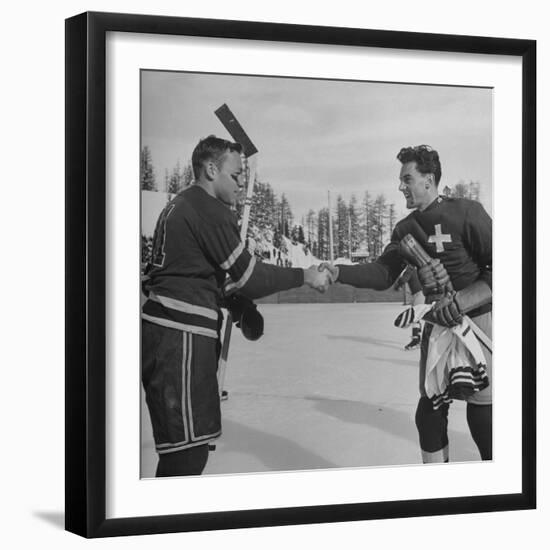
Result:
[466, 403, 492, 460]
[412, 324, 421, 339]
[156, 444, 209, 477]
[415, 396, 450, 463]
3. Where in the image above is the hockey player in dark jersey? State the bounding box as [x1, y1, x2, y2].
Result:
[141, 136, 331, 477]
[321, 145, 492, 463]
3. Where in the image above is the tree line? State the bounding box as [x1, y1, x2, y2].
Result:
[141, 147, 399, 261]
[142, 146, 482, 263]
[240, 172, 399, 262]
[141, 146, 194, 194]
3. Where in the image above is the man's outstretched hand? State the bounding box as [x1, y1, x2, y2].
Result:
[318, 262, 339, 285]
[304, 265, 333, 293]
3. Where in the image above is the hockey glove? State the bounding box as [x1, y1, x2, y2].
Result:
[418, 259, 451, 300]
[224, 294, 264, 341]
[425, 291, 463, 327]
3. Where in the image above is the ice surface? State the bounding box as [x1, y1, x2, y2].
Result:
[140, 303, 478, 477]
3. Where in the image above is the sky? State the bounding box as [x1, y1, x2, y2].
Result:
[141, 70, 493, 223]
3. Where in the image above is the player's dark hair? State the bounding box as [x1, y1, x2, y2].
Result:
[192, 135, 243, 180]
[397, 145, 442, 185]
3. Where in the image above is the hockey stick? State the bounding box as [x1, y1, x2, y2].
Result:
[215, 104, 259, 398]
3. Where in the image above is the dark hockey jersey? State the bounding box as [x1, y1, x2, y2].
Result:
[142, 185, 303, 338]
[338, 196, 492, 296]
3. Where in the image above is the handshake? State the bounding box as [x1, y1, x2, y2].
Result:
[303, 263, 340, 293]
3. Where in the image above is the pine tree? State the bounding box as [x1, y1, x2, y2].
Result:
[290, 225, 299, 244]
[167, 161, 183, 195]
[274, 197, 283, 235]
[165, 160, 193, 195]
[312, 240, 319, 259]
[372, 194, 388, 257]
[317, 207, 330, 260]
[388, 203, 396, 237]
[297, 225, 305, 244]
[140, 146, 156, 191]
[182, 162, 194, 188]
[263, 184, 277, 229]
[305, 209, 317, 248]
[280, 194, 293, 238]
[249, 178, 263, 231]
[362, 190, 375, 257]
[349, 194, 360, 256]
[288, 224, 306, 245]
[336, 194, 349, 258]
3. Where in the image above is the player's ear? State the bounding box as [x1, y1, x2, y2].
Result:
[204, 160, 218, 180]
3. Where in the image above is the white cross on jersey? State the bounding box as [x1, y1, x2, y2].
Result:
[428, 224, 452, 253]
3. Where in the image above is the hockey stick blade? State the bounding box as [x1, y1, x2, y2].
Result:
[215, 104, 258, 158]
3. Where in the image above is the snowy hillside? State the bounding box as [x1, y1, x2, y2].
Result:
[246, 227, 354, 269]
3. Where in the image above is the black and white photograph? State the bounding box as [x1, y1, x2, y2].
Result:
[1, 0, 546, 545]
[139, 69, 493, 478]
[59, 7, 537, 540]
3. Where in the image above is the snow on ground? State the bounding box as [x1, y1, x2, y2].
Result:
[140, 303, 479, 477]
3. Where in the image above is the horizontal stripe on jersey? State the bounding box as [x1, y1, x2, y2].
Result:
[148, 292, 218, 320]
[142, 314, 218, 339]
[142, 297, 219, 339]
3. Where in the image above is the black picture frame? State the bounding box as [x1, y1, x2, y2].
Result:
[65, 11, 536, 538]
